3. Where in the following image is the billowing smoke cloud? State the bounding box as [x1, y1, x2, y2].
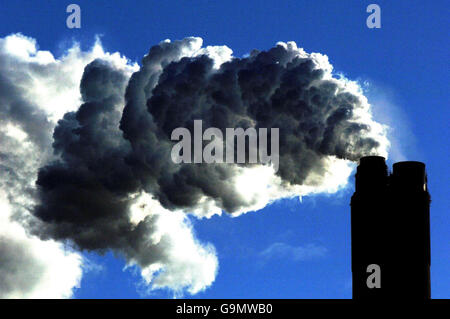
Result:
[32, 55, 218, 295]
[0, 34, 217, 297]
[0, 33, 103, 298]
[118, 39, 387, 214]
[0, 34, 388, 297]
[0, 33, 136, 298]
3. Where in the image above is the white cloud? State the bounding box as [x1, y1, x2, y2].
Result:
[0, 33, 136, 298]
[127, 193, 218, 296]
[260, 242, 327, 262]
[0, 191, 83, 299]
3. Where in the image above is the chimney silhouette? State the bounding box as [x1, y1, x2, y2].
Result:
[351, 156, 431, 300]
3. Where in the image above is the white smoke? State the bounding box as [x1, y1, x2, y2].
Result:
[0, 33, 137, 298]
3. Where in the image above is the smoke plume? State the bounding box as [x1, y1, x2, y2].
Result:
[0, 34, 388, 297]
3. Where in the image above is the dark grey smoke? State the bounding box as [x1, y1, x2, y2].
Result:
[34, 60, 153, 264]
[120, 42, 380, 211]
[32, 39, 384, 266]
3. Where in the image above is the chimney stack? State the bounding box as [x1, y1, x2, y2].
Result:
[351, 156, 431, 300]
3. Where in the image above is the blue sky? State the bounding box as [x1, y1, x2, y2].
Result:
[0, 0, 448, 298]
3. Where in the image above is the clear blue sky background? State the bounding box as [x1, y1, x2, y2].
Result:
[0, 0, 447, 298]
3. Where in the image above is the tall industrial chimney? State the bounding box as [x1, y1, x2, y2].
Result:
[351, 156, 431, 300]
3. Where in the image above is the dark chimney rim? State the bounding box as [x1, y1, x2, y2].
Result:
[358, 155, 386, 166]
[393, 161, 425, 168]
